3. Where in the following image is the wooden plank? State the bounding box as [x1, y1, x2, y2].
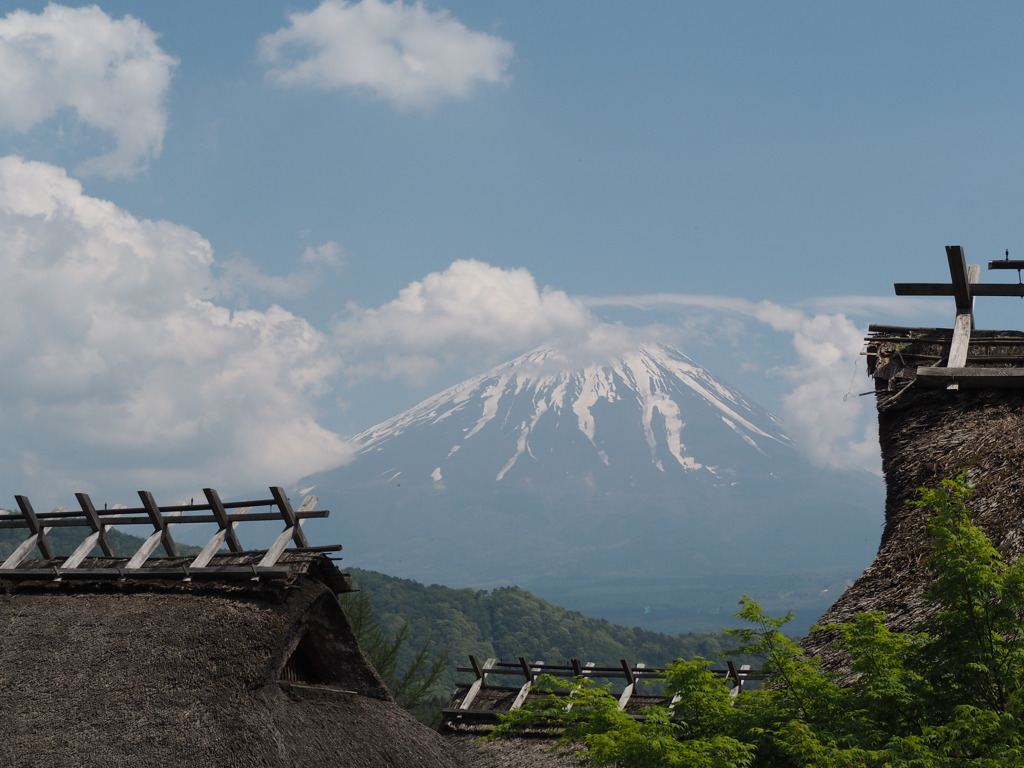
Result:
[916, 367, 1024, 388]
[190, 528, 229, 569]
[0, 508, 329, 529]
[988, 260, 1024, 269]
[271, 486, 310, 549]
[1, 565, 293, 581]
[202, 488, 244, 552]
[257, 526, 296, 568]
[74, 493, 115, 557]
[617, 661, 640, 710]
[460, 657, 497, 710]
[138, 490, 179, 558]
[947, 312, 973, 370]
[61, 530, 102, 570]
[510, 659, 537, 711]
[14, 496, 54, 560]
[895, 283, 1024, 297]
[1, 534, 43, 569]
[946, 246, 974, 315]
[125, 529, 166, 570]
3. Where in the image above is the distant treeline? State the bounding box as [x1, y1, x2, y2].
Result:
[343, 567, 747, 699]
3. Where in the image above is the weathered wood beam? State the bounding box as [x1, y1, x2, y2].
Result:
[988, 260, 1024, 269]
[271, 486, 311, 549]
[203, 487, 243, 552]
[61, 530, 103, 571]
[257, 526, 298, 568]
[0, 508, 330, 530]
[510, 657, 539, 710]
[617, 660, 641, 710]
[14, 495, 54, 560]
[74, 493, 116, 557]
[895, 283, 1024, 297]
[1, 534, 44, 570]
[460, 657, 497, 710]
[948, 313, 974, 368]
[190, 528, 229, 570]
[915, 367, 1024, 388]
[138, 490, 180, 558]
[946, 246, 975, 317]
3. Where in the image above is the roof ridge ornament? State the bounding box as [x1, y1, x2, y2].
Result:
[0, 486, 339, 581]
[889, 245, 1024, 390]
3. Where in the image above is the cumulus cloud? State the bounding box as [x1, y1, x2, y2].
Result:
[335, 259, 593, 381]
[259, 0, 513, 108]
[0, 156, 353, 505]
[0, 4, 177, 178]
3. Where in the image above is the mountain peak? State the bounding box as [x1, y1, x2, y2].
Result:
[347, 342, 794, 491]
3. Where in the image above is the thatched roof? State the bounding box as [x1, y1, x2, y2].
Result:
[0, 552, 461, 768]
[804, 327, 1024, 667]
[445, 732, 582, 767]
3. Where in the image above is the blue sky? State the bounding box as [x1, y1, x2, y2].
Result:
[0, 0, 1021, 507]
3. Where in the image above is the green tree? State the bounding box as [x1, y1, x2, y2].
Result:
[488, 474, 1024, 767]
[339, 590, 449, 724]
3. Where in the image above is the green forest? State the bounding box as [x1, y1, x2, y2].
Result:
[342, 567, 747, 721]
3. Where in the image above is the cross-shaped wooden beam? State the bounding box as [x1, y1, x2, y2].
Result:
[892, 245, 1024, 390]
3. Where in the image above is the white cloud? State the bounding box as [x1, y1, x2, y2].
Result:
[218, 240, 345, 304]
[0, 156, 353, 505]
[0, 4, 177, 178]
[335, 259, 593, 381]
[259, 0, 513, 108]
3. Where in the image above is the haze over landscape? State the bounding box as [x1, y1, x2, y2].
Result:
[2, 1, 1024, 626]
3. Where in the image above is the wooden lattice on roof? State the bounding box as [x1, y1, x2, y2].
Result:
[0, 486, 339, 582]
[440, 655, 763, 731]
[872, 245, 1024, 390]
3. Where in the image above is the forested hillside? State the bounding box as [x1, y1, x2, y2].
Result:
[343, 567, 744, 696]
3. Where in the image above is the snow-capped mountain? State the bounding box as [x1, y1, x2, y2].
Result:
[344, 343, 797, 493]
[300, 343, 883, 633]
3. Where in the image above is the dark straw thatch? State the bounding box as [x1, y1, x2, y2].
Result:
[445, 732, 582, 768]
[804, 333, 1024, 668]
[0, 551, 461, 768]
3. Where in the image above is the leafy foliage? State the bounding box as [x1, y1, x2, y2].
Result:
[489, 474, 1024, 767]
[339, 589, 449, 724]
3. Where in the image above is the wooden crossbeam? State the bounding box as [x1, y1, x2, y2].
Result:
[894, 282, 1024, 297]
[916, 368, 1024, 388]
[0, 508, 329, 530]
[0, 486, 336, 580]
[74, 493, 116, 557]
[137, 490, 180, 559]
[203, 488, 243, 552]
[614, 663, 638, 708]
[460, 657, 497, 710]
[509, 658, 540, 710]
[13, 496, 53, 560]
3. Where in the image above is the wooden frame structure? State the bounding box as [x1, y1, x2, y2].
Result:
[0, 486, 338, 581]
[441, 655, 762, 725]
[888, 245, 1024, 389]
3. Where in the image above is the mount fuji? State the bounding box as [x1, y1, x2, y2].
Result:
[300, 343, 883, 632]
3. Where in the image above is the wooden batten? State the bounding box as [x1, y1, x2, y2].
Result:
[0, 486, 339, 582]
